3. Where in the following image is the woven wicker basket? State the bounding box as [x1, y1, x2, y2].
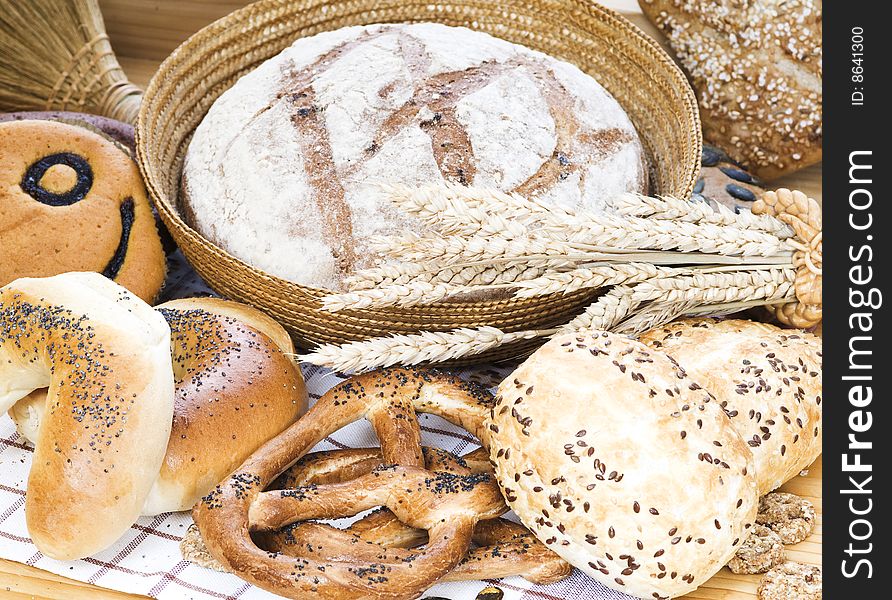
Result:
[137, 0, 701, 361]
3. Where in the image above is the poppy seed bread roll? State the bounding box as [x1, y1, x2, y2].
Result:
[10, 297, 309, 516]
[143, 298, 307, 514]
[487, 330, 758, 599]
[640, 318, 822, 494]
[0, 272, 174, 560]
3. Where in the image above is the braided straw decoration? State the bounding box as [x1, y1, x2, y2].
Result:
[752, 189, 823, 328]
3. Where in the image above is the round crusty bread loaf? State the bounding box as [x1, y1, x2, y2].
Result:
[487, 330, 758, 599]
[10, 297, 309, 516]
[182, 23, 648, 290]
[639, 318, 822, 494]
[0, 272, 174, 560]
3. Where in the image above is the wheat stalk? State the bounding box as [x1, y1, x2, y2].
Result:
[512, 263, 668, 298]
[608, 193, 794, 238]
[298, 327, 543, 373]
[630, 269, 796, 305]
[304, 186, 808, 371]
[343, 261, 548, 292]
[303, 273, 796, 371]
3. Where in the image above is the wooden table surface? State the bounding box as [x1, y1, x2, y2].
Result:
[0, 1, 822, 598]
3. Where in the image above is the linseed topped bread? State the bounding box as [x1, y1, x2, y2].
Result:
[182, 23, 648, 290]
[487, 330, 758, 599]
[639, 0, 822, 180]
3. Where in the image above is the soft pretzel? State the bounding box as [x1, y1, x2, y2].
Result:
[265, 446, 569, 584]
[192, 368, 569, 599]
[0, 272, 174, 560]
[186, 446, 569, 585]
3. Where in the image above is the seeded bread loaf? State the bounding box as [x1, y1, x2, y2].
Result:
[487, 330, 758, 599]
[639, 0, 822, 180]
[640, 318, 822, 495]
[182, 23, 648, 290]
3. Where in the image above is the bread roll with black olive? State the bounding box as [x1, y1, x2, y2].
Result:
[487, 330, 758, 599]
[640, 318, 822, 494]
[0, 120, 165, 303]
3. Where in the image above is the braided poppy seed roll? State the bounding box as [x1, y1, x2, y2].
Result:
[9, 297, 309, 516]
[143, 298, 307, 515]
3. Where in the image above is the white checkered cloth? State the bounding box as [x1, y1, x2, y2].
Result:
[0, 252, 637, 600]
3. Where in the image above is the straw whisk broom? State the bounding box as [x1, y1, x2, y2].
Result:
[0, 0, 142, 123]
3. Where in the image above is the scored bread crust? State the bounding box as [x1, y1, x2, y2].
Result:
[639, 318, 822, 495]
[639, 0, 822, 180]
[0, 273, 174, 560]
[487, 330, 758, 599]
[182, 23, 648, 290]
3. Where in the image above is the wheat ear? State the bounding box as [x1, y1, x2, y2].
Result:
[608, 193, 794, 238]
[512, 263, 668, 298]
[299, 327, 543, 373]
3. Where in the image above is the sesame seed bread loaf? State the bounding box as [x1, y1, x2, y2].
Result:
[0, 272, 174, 560]
[640, 318, 822, 495]
[639, 0, 822, 180]
[182, 23, 648, 290]
[487, 331, 758, 599]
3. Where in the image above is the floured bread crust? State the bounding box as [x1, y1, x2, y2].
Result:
[182, 23, 648, 290]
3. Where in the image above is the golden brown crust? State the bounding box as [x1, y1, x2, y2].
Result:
[185, 446, 569, 585]
[9, 297, 308, 517]
[0, 120, 165, 303]
[144, 298, 307, 514]
[488, 331, 758, 599]
[0, 273, 173, 559]
[639, 0, 822, 180]
[640, 318, 822, 494]
[192, 367, 569, 599]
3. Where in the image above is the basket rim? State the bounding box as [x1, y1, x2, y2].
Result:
[136, 0, 702, 308]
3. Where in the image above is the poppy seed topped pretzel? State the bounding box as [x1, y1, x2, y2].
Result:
[192, 368, 568, 600]
[260, 446, 569, 585]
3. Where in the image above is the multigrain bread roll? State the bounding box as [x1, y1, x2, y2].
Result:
[487, 331, 758, 599]
[182, 23, 648, 290]
[639, 0, 822, 180]
[640, 318, 822, 494]
[0, 273, 174, 560]
[10, 297, 309, 516]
